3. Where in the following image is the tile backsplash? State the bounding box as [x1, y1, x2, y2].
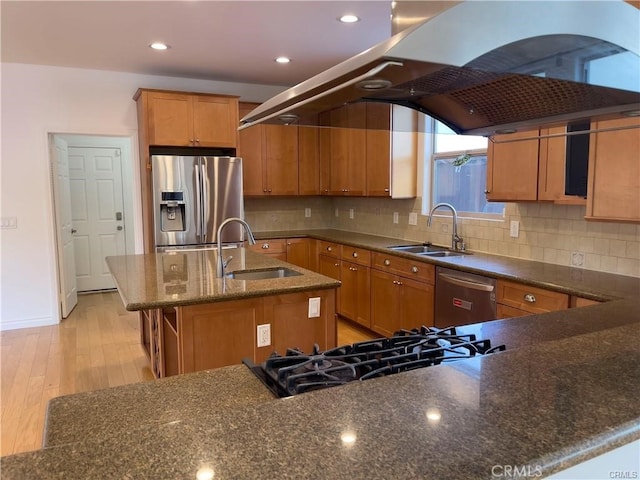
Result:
[246, 196, 640, 278]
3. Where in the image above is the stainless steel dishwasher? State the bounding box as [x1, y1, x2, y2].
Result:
[434, 266, 497, 328]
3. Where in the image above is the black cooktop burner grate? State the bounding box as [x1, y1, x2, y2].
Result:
[243, 325, 506, 397]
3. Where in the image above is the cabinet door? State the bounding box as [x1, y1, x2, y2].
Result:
[538, 126, 586, 205]
[329, 107, 350, 194]
[192, 95, 238, 148]
[366, 103, 391, 196]
[286, 238, 310, 269]
[298, 125, 320, 195]
[486, 129, 539, 201]
[318, 112, 332, 195]
[238, 103, 266, 196]
[496, 303, 531, 319]
[265, 125, 299, 195]
[346, 103, 367, 196]
[399, 277, 434, 330]
[147, 92, 193, 146]
[318, 254, 341, 314]
[370, 269, 399, 337]
[340, 261, 371, 329]
[586, 117, 640, 222]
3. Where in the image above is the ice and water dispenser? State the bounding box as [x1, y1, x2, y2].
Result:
[159, 191, 186, 232]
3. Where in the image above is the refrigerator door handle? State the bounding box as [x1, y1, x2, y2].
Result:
[200, 159, 209, 244]
[194, 161, 202, 241]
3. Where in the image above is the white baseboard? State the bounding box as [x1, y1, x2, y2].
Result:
[0, 316, 59, 331]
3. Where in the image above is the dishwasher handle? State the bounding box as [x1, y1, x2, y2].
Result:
[438, 273, 495, 292]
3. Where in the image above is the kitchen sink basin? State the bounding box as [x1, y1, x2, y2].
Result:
[418, 250, 470, 257]
[225, 267, 302, 280]
[389, 244, 448, 254]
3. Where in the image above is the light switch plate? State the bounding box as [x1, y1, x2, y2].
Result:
[0, 217, 18, 229]
[393, 212, 399, 224]
[335, 208, 339, 217]
[304, 208, 311, 218]
[408, 212, 418, 225]
[308, 297, 321, 318]
[349, 208, 354, 219]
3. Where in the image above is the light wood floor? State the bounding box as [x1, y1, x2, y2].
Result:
[0, 291, 375, 457]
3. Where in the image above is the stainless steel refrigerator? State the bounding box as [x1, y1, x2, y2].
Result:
[151, 155, 245, 251]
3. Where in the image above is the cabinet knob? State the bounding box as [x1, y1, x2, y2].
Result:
[384, 259, 391, 266]
[484, 189, 491, 194]
[327, 246, 332, 252]
[263, 189, 267, 193]
[352, 252, 358, 258]
[524, 293, 536, 303]
[195, 139, 200, 143]
[189, 139, 195, 143]
[334, 263, 339, 267]
[268, 189, 272, 193]
[262, 243, 270, 249]
[411, 266, 418, 273]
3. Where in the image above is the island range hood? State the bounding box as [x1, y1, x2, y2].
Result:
[240, 1, 640, 136]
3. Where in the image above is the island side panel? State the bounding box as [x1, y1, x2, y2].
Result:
[258, 288, 337, 362]
[178, 297, 264, 373]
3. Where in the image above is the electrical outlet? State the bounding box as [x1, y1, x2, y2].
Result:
[349, 208, 355, 219]
[393, 212, 399, 224]
[308, 297, 321, 318]
[571, 251, 585, 267]
[304, 208, 311, 218]
[509, 220, 520, 238]
[0, 217, 18, 229]
[257, 324, 271, 347]
[335, 208, 339, 217]
[408, 212, 418, 225]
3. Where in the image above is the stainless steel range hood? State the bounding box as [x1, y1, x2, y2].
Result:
[240, 1, 640, 135]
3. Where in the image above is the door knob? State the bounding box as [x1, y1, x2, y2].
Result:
[71, 228, 77, 234]
[117, 226, 123, 231]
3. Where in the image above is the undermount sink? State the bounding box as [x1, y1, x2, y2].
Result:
[389, 244, 471, 257]
[225, 267, 302, 281]
[389, 244, 448, 254]
[418, 250, 469, 257]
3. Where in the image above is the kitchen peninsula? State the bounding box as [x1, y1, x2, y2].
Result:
[105, 247, 340, 377]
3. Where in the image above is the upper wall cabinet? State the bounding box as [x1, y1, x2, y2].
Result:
[486, 129, 540, 202]
[586, 116, 640, 223]
[135, 89, 239, 148]
[238, 102, 300, 196]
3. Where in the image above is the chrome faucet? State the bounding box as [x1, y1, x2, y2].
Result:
[216, 217, 256, 277]
[427, 203, 465, 251]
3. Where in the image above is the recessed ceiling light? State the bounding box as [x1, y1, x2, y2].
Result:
[275, 56, 291, 64]
[339, 14, 360, 23]
[149, 42, 169, 51]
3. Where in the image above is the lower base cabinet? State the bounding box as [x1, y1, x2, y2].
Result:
[146, 289, 336, 378]
[496, 279, 569, 319]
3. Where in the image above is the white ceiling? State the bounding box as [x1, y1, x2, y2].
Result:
[1, 1, 396, 87]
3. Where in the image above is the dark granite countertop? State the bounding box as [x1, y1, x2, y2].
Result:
[2, 308, 638, 479]
[1, 229, 638, 478]
[106, 247, 340, 311]
[255, 229, 640, 301]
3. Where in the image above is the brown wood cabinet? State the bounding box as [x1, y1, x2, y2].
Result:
[370, 252, 435, 336]
[298, 125, 321, 195]
[586, 117, 640, 223]
[136, 89, 238, 148]
[317, 243, 342, 315]
[496, 279, 569, 315]
[238, 102, 299, 196]
[247, 239, 287, 261]
[285, 238, 311, 269]
[339, 246, 371, 328]
[570, 296, 602, 308]
[538, 126, 587, 205]
[486, 129, 540, 201]
[173, 289, 336, 375]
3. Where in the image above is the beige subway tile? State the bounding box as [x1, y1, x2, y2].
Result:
[518, 244, 532, 259]
[556, 249, 571, 266]
[618, 223, 638, 240]
[626, 241, 640, 260]
[543, 248, 558, 263]
[617, 258, 640, 277]
[530, 246, 545, 261]
[610, 239, 627, 253]
[570, 219, 588, 234]
[584, 253, 602, 270]
[599, 256, 618, 274]
[593, 238, 611, 255]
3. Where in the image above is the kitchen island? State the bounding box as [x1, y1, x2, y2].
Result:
[105, 248, 340, 376]
[1, 232, 639, 478]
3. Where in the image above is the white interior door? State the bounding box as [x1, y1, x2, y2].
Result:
[68, 146, 126, 291]
[50, 136, 78, 317]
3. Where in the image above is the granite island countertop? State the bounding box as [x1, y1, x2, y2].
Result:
[106, 247, 340, 311]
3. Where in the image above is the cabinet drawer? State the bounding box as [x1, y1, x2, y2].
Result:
[249, 238, 287, 254]
[372, 252, 434, 284]
[496, 304, 531, 319]
[319, 241, 341, 258]
[341, 246, 371, 266]
[497, 280, 569, 314]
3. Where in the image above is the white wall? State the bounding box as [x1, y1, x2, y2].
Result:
[0, 62, 284, 330]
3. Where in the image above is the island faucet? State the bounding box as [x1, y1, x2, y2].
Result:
[427, 203, 465, 251]
[216, 217, 256, 277]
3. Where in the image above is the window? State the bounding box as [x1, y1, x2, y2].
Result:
[429, 120, 504, 217]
